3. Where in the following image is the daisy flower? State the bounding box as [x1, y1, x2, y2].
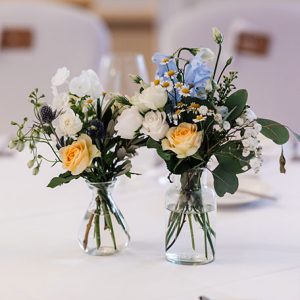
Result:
[179, 86, 191, 97]
[193, 115, 207, 123]
[174, 82, 183, 90]
[161, 80, 173, 92]
[164, 69, 176, 78]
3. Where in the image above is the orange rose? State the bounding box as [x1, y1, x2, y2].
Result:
[59, 134, 100, 175]
[161, 122, 203, 158]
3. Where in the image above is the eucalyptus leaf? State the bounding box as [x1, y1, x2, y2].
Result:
[146, 138, 161, 150]
[212, 166, 239, 197]
[225, 89, 248, 121]
[257, 118, 289, 145]
[47, 172, 79, 188]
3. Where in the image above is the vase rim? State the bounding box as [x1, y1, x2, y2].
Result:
[85, 179, 117, 187]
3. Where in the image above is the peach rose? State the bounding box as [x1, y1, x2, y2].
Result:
[59, 134, 100, 175]
[161, 122, 203, 158]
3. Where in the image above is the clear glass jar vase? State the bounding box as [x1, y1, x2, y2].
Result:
[78, 180, 130, 256]
[165, 168, 216, 265]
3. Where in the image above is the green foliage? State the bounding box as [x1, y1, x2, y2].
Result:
[257, 118, 289, 145]
[214, 142, 251, 174]
[47, 172, 80, 188]
[225, 89, 248, 121]
[212, 166, 239, 197]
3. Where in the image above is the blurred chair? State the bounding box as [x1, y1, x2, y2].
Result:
[158, 1, 300, 132]
[0, 1, 110, 135]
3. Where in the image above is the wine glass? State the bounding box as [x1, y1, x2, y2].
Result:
[98, 52, 149, 95]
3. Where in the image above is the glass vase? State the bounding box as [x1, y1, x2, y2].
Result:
[78, 180, 130, 255]
[165, 168, 216, 265]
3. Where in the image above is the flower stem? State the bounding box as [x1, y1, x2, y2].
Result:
[83, 212, 94, 250]
[188, 214, 195, 251]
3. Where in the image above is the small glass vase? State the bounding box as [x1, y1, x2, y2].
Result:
[165, 168, 216, 265]
[78, 180, 130, 256]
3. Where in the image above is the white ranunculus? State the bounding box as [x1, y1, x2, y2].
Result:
[52, 93, 69, 111]
[129, 93, 149, 113]
[69, 69, 102, 99]
[139, 85, 168, 110]
[51, 67, 70, 87]
[140, 111, 169, 141]
[69, 74, 91, 97]
[54, 108, 83, 137]
[115, 106, 143, 139]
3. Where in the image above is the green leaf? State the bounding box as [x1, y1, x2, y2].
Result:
[287, 127, 300, 142]
[157, 148, 172, 161]
[225, 89, 248, 121]
[212, 166, 239, 197]
[47, 172, 79, 188]
[257, 118, 289, 145]
[146, 138, 161, 149]
[214, 142, 251, 174]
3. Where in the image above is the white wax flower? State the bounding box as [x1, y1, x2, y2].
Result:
[214, 113, 223, 124]
[223, 121, 231, 131]
[236, 117, 244, 126]
[139, 85, 168, 110]
[55, 108, 83, 137]
[244, 108, 257, 123]
[115, 106, 143, 139]
[140, 111, 169, 141]
[52, 93, 69, 110]
[51, 67, 70, 87]
[198, 105, 208, 115]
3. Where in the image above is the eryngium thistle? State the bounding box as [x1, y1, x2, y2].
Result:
[40, 105, 55, 123]
[87, 119, 105, 140]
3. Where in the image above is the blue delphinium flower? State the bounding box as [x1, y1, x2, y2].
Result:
[184, 54, 211, 99]
[152, 52, 177, 78]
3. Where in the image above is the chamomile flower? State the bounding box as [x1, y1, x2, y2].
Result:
[189, 103, 200, 109]
[174, 82, 184, 90]
[164, 69, 176, 78]
[160, 57, 172, 65]
[179, 86, 191, 97]
[161, 80, 173, 92]
[152, 76, 163, 87]
[82, 98, 95, 113]
[193, 115, 207, 123]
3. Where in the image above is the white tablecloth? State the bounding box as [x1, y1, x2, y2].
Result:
[0, 146, 299, 300]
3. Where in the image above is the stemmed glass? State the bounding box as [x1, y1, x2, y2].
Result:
[98, 52, 149, 95]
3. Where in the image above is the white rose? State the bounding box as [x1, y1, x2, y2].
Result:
[115, 106, 143, 139]
[140, 111, 169, 141]
[52, 93, 69, 110]
[51, 67, 70, 87]
[54, 108, 83, 137]
[129, 93, 149, 113]
[139, 85, 168, 110]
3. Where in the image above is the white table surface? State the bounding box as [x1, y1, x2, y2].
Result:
[0, 145, 300, 300]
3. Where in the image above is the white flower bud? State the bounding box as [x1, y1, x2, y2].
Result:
[212, 27, 223, 44]
[32, 167, 39, 176]
[27, 160, 35, 168]
[8, 140, 17, 149]
[223, 121, 231, 131]
[235, 117, 244, 126]
[16, 141, 25, 152]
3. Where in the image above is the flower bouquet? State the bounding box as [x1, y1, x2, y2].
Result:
[115, 28, 297, 264]
[9, 68, 146, 255]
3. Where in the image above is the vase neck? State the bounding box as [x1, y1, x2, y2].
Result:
[180, 168, 206, 192]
